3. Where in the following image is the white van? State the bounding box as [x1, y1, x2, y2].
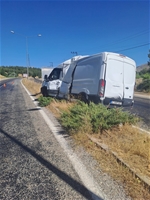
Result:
[41, 55, 88, 97]
[58, 52, 136, 107]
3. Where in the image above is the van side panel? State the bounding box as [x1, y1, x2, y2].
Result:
[71, 56, 102, 96]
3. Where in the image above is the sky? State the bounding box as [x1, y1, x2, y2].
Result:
[0, 0, 150, 69]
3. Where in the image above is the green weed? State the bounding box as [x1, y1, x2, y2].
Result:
[38, 96, 53, 107]
[60, 101, 139, 134]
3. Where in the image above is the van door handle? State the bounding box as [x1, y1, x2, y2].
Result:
[125, 87, 129, 89]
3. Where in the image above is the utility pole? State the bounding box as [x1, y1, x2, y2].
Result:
[148, 49, 150, 66]
[49, 62, 53, 67]
[11, 30, 41, 78]
[71, 51, 78, 56]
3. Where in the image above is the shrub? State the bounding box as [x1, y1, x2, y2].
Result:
[60, 101, 139, 134]
[38, 96, 53, 107]
[141, 73, 150, 80]
[136, 68, 150, 92]
[137, 79, 150, 92]
[61, 101, 90, 132]
[136, 73, 141, 79]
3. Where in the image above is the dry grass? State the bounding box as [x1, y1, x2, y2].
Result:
[92, 125, 150, 177]
[23, 78, 150, 200]
[78, 133, 150, 199]
[22, 78, 41, 98]
[135, 78, 143, 86]
[47, 99, 75, 118]
[0, 75, 8, 79]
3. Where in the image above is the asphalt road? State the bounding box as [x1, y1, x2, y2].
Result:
[134, 96, 150, 128]
[0, 78, 17, 86]
[0, 79, 95, 200]
[125, 96, 150, 130]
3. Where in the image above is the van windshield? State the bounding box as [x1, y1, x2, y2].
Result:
[48, 68, 62, 80]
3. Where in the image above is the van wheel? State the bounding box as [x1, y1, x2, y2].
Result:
[79, 93, 89, 104]
[42, 87, 48, 97]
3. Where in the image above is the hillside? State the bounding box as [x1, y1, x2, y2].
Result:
[136, 63, 149, 72]
[136, 63, 150, 92]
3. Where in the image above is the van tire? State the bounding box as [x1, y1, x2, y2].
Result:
[41, 86, 48, 97]
[79, 93, 89, 104]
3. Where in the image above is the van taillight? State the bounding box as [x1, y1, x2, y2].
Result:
[99, 79, 105, 97]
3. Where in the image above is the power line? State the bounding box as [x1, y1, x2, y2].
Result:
[98, 29, 149, 50]
[100, 30, 149, 50]
[112, 29, 149, 44]
[116, 43, 150, 53]
[78, 29, 149, 54]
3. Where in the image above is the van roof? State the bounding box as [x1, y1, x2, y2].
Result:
[82, 52, 135, 63]
[92, 52, 135, 61]
[56, 55, 89, 68]
[74, 52, 136, 66]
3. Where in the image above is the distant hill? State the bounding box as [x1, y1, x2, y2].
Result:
[136, 63, 150, 72]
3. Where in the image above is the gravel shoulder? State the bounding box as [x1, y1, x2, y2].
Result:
[134, 92, 150, 99]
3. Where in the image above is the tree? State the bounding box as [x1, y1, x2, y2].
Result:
[0, 67, 6, 76]
[0, 66, 41, 78]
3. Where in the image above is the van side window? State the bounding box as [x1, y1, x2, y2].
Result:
[74, 57, 101, 80]
[49, 68, 62, 80]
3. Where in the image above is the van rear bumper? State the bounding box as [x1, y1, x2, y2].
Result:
[103, 97, 134, 107]
[122, 98, 134, 107]
[88, 95, 134, 107]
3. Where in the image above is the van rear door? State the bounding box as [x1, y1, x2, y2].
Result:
[104, 54, 124, 104]
[123, 59, 135, 101]
[104, 54, 135, 106]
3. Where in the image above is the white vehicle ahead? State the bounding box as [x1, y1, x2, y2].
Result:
[41, 68, 53, 81]
[41, 55, 88, 97]
[58, 52, 136, 107]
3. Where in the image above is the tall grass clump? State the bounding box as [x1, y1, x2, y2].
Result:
[38, 96, 53, 107]
[60, 101, 139, 134]
[60, 101, 90, 132]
